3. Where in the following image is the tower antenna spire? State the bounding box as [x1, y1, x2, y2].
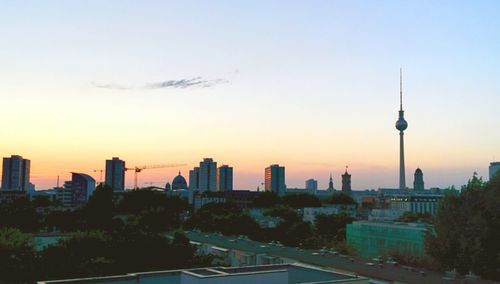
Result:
[400, 68, 403, 111]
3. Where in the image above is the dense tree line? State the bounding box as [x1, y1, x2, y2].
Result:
[425, 173, 500, 281]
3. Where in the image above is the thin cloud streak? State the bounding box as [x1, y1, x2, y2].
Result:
[93, 77, 229, 90]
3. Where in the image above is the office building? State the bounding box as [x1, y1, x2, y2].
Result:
[413, 168, 424, 191]
[265, 164, 285, 195]
[198, 158, 217, 192]
[305, 179, 318, 191]
[341, 169, 352, 194]
[71, 173, 96, 207]
[217, 165, 233, 192]
[105, 157, 125, 191]
[189, 167, 199, 190]
[395, 69, 408, 190]
[1, 155, 31, 191]
[489, 162, 500, 180]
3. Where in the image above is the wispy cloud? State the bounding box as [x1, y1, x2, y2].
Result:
[93, 77, 228, 90]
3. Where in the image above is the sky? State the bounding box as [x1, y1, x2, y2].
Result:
[1, 0, 499, 190]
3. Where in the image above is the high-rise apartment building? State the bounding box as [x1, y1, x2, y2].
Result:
[1, 155, 31, 191]
[198, 158, 217, 192]
[189, 167, 200, 190]
[105, 157, 125, 191]
[265, 164, 285, 195]
[217, 165, 233, 192]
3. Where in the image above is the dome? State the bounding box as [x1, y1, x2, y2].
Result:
[395, 118, 408, 131]
[165, 182, 171, 191]
[171, 171, 188, 190]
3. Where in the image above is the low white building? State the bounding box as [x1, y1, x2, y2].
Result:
[368, 209, 405, 221]
[302, 205, 356, 223]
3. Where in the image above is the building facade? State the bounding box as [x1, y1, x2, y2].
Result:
[265, 164, 285, 195]
[303, 205, 357, 223]
[1, 155, 31, 191]
[347, 221, 428, 258]
[341, 169, 352, 194]
[389, 194, 443, 216]
[189, 167, 199, 190]
[71, 173, 96, 207]
[489, 162, 500, 180]
[217, 165, 233, 192]
[413, 168, 424, 191]
[198, 158, 217, 192]
[105, 157, 125, 191]
[305, 179, 318, 191]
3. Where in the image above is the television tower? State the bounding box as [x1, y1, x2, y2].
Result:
[395, 69, 408, 190]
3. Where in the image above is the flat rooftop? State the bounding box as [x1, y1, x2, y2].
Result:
[38, 263, 367, 284]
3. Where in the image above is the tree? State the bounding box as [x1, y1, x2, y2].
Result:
[282, 193, 321, 208]
[0, 228, 37, 282]
[252, 191, 281, 208]
[425, 173, 500, 280]
[397, 212, 433, 224]
[328, 193, 357, 206]
[315, 213, 354, 241]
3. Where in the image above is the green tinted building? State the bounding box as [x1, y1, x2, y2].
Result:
[346, 221, 429, 258]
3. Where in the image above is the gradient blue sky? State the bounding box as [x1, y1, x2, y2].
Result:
[1, 1, 499, 190]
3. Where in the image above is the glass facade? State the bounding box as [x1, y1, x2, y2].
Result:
[346, 221, 428, 258]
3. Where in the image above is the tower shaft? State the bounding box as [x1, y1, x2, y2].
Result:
[399, 131, 406, 190]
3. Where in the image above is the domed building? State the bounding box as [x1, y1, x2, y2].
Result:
[171, 171, 188, 190]
[165, 182, 171, 191]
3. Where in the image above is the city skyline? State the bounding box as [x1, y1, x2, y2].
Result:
[1, 1, 499, 190]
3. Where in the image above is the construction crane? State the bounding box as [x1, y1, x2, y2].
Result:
[125, 164, 186, 189]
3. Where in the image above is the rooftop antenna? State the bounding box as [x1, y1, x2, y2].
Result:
[400, 68, 403, 111]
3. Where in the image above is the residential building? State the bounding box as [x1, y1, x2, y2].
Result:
[198, 158, 217, 192]
[217, 165, 233, 192]
[347, 220, 428, 258]
[193, 191, 226, 211]
[490, 162, 500, 180]
[1, 155, 31, 191]
[105, 157, 125, 191]
[265, 164, 285, 195]
[189, 167, 199, 190]
[71, 173, 96, 207]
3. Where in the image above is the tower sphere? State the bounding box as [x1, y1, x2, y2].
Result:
[395, 117, 408, 131]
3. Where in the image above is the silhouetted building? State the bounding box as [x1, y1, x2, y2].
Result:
[71, 173, 95, 207]
[165, 182, 171, 191]
[413, 168, 424, 191]
[341, 169, 352, 194]
[327, 173, 334, 191]
[395, 70, 408, 190]
[1, 155, 30, 191]
[217, 165, 233, 192]
[172, 171, 188, 190]
[199, 158, 217, 192]
[105, 157, 125, 191]
[305, 179, 318, 191]
[189, 167, 199, 190]
[489, 162, 500, 180]
[265, 164, 285, 195]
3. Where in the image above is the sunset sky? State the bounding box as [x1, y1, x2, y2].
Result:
[1, 1, 499, 190]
